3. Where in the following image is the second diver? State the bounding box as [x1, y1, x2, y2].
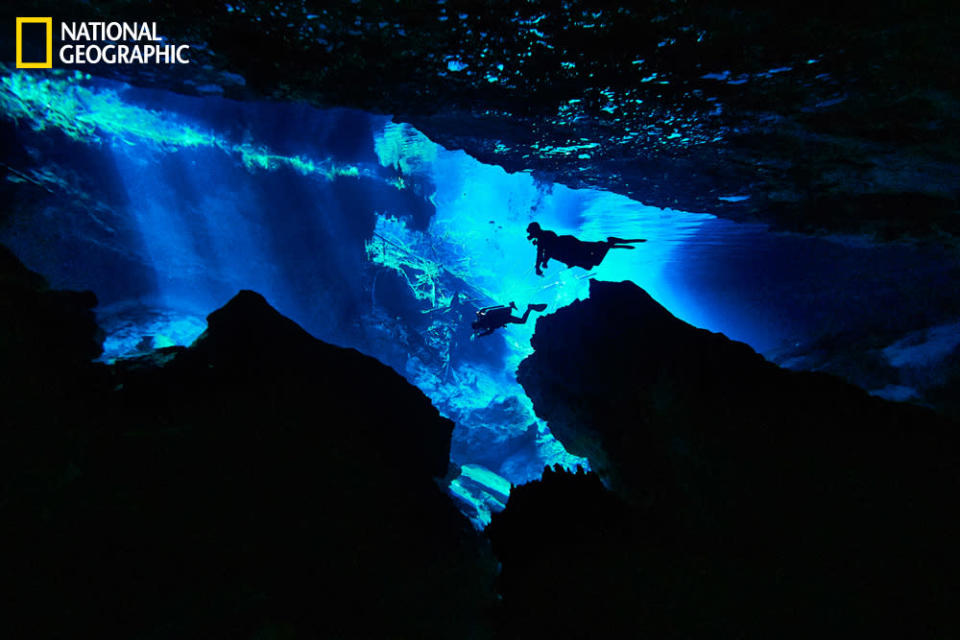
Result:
[472, 301, 548, 337]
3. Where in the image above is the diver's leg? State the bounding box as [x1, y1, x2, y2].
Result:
[507, 309, 532, 325]
[507, 304, 547, 325]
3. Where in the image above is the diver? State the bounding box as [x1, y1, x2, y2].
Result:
[526, 222, 646, 276]
[472, 301, 548, 338]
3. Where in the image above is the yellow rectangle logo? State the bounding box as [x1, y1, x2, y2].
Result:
[16, 17, 53, 69]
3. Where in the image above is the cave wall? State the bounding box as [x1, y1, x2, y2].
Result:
[508, 279, 960, 637]
[3, 0, 957, 241]
[1, 250, 498, 638]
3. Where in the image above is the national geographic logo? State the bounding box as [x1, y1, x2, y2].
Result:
[15, 18, 52, 68]
[15, 18, 191, 68]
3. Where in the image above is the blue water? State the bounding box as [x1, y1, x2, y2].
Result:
[4, 71, 959, 524]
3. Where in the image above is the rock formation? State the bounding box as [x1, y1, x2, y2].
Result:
[6, 0, 957, 241]
[1, 248, 496, 639]
[506, 279, 960, 637]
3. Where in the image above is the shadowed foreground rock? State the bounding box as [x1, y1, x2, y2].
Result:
[1, 252, 496, 639]
[507, 279, 960, 638]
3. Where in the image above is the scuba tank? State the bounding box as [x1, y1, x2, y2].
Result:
[475, 302, 516, 329]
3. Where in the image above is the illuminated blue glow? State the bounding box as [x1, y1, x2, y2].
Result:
[98, 306, 207, 361]
[369, 121, 725, 521]
[376, 130, 718, 349]
[2, 70, 735, 523]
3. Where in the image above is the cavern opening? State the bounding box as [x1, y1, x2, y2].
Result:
[3, 2, 960, 635]
[4, 70, 959, 526]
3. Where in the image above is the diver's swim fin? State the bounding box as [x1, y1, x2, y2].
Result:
[608, 237, 646, 243]
[528, 303, 548, 312]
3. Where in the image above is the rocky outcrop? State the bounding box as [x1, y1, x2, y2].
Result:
[510, 279, 960, 637]
[1, 251, 496, 638]
[0, 245, 102, 365]
[6, 0, 958, 241]
[0, 244, 105, 422]
[485, 466, 647, 638]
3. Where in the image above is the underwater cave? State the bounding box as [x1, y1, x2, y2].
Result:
[2, 1, 959, 638]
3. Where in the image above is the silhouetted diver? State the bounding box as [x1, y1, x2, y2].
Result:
[526, 222, 646, 276]
[472, 302, 548, 337]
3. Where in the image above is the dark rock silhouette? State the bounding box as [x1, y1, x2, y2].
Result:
[486, 466, 651, 639]
[0, 244, 108, 462]
[511, 279, 960, 637]
[0, 244, 103, 368]
[1, 249, 496, 639]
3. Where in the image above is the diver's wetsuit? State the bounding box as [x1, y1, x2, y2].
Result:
[473, 303, 547, 337]
[528, 223, 645, 275]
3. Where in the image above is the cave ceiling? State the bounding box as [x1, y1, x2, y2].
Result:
[5, 0, 959, 241]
